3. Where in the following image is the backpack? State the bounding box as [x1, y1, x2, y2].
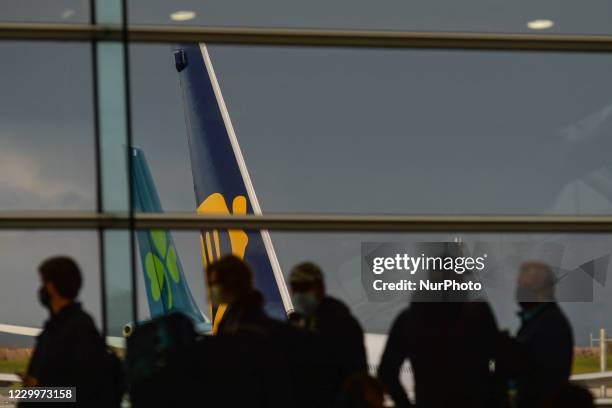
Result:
[124, 313, 198, 407]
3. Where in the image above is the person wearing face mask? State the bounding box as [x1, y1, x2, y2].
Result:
[207, 254, 271, 336]
[20, 256, 121, 407]
[511, 261, 574, 408]
[288, 262, 368, 405]
[205, 255, 298, 408]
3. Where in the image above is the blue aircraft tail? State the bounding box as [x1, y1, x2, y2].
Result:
[174, 44, 292, 325]
[131, 146, 209, 329]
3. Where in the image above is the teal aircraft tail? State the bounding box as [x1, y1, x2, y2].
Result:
[131, 146, 209, 329]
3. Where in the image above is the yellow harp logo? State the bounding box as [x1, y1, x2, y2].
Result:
[197, 192, 249, 333]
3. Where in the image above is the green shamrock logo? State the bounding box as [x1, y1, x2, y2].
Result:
[145, 230, 181, 309]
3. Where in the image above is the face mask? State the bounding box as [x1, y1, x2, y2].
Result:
[210, 285, 223, 305]
[38, 286, 51, 309]
[292, 292, 319, 316]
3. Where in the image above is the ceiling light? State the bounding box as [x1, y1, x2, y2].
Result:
[527, 19, 554, 30]
[170, 10, 196, 22]
[61, 9, 75, 19]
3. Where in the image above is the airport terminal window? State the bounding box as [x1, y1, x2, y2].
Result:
[271, 231, 612, 338]
[131, 227, 612, 378]
[0, 231, 100, 375]
[2, 4, 612, 400]
[131, 43, 612, 216]
[1, 227, 610, 378]
[0, 41, 96, 211]
[129, 227, 612, 344]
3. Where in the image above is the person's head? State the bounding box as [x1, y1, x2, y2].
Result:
[206, 255, 254, 305]
[289, 262, 325, 316]
[38, 256, 82, 313]
[516, 261, 556, 309]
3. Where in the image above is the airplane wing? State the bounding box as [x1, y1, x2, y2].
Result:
[0, 324, 124, 386]
[571, 371, 612, 388]
[0, 373, 21, 383]
[0, 324, 125, 349]
[0, 324, 40, 337]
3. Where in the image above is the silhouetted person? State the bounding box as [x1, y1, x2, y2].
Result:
[208, 255, 271, 336]
[20, 257, 119, 407]
[205, 255, 296, 407]
[288, 262, 368, 405]
[513, 261, 574, 408]
[378, 268, 502, 408]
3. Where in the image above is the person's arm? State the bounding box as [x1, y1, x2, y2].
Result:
[378, 313, 412, 408]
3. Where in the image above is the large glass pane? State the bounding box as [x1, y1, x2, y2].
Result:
[131, 44, 612, 215]
[127, 0, 612, 35]
[271, 232, 612, 336]
[0, 41, 95, 211]
[130, 227, 612, 380]
[0, 231, 100, 376]
[274, 231, 612, 380]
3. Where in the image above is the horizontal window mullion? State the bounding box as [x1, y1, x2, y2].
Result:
[1, 212, 612, 232]
[1, 23, 612, 52]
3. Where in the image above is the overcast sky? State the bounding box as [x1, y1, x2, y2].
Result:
[2, 3, 612, 346]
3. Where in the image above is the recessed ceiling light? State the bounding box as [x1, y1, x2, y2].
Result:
[170, 10, 196, 22]
[527, 19, 554, 30]
[61, 9, 75, 19]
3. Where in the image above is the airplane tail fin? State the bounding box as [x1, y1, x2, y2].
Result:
[131, 146, 209, 327]
[174, 44, 292, 322]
